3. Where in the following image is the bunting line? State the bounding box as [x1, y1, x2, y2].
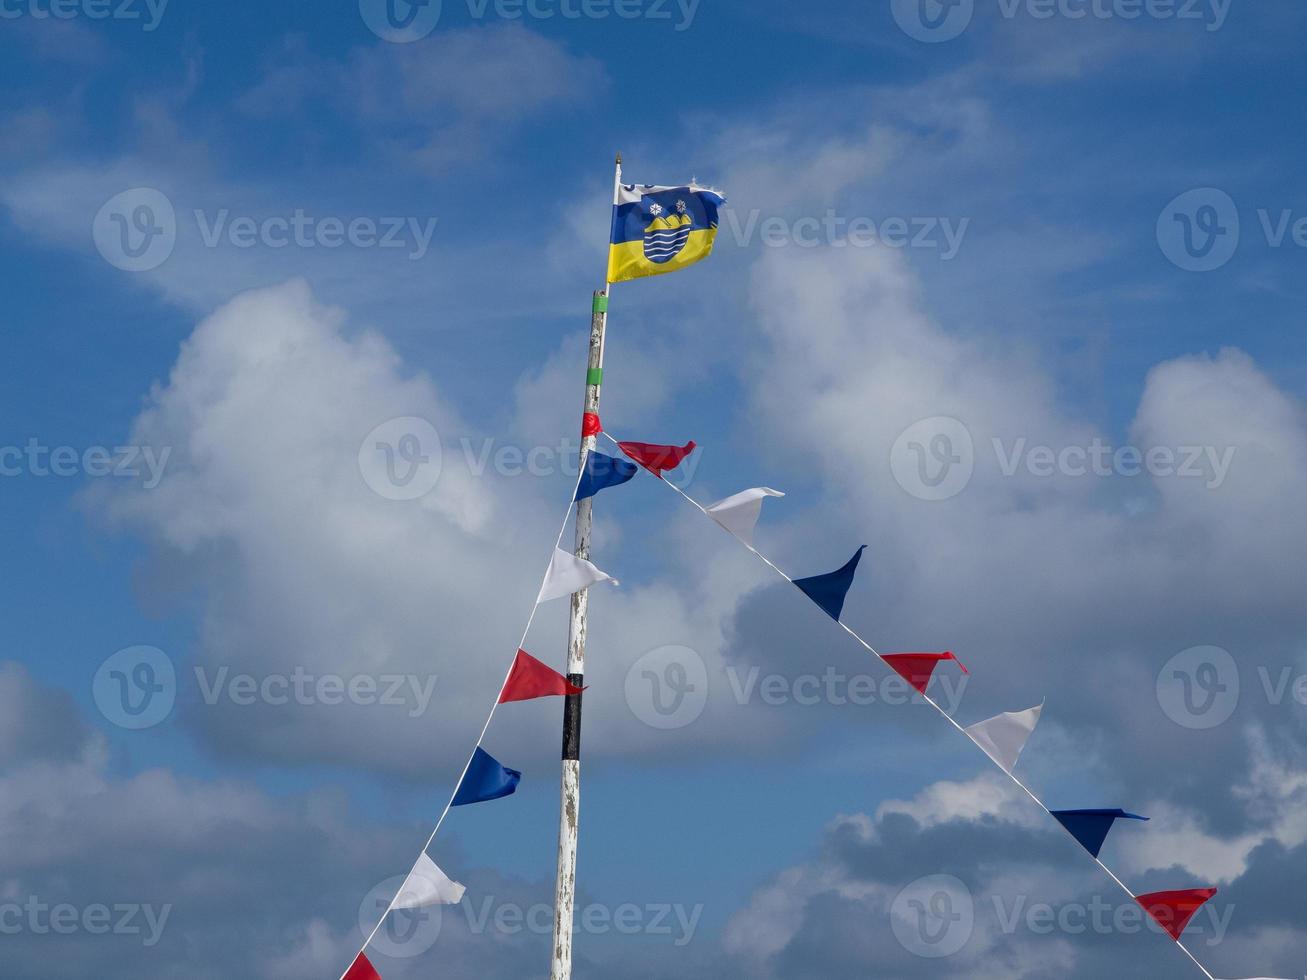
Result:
[598, 430, 1219, 980]
[340, 451, 593, 980]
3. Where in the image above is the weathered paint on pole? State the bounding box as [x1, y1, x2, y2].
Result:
[551, 154, 621, 980]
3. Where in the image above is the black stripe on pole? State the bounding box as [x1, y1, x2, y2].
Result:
[561, 675, 584, 761]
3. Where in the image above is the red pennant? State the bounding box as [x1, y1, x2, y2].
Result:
[343, 952, 382, 980]
[882, 651, 968, 694]
[499, 649, 584, 704]
[582, 413, 602, 438]
[1136, 888, 1217, 941]
[617, 440, 696, 479]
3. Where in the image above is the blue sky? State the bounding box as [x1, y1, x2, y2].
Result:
[3, 2, 1307, 978]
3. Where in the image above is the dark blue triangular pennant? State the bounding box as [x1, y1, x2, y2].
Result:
[575, 451, 638, 502]
[792, 546, 867, 621]
[1051, 808, 1148, 858]
[452, 747, 522, 806]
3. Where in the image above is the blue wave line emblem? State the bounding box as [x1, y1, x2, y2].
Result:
[643, 201, 693, 264]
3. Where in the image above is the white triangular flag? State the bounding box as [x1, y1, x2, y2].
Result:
[964, 702, 1043, 774]
[705, 488, 785, 546]
[537, 548, 616, 604]
[393, 853, 466, 909]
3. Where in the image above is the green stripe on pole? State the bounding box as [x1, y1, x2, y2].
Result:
[586, 368, 604, 386]
[592, 294, 609, 313]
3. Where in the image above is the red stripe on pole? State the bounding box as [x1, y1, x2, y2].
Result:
[582, 413, 602, 437]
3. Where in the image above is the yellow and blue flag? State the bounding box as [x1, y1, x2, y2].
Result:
[607, 182, 725, 283]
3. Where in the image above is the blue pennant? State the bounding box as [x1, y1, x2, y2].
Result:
[575, 451, 638, 502]
[452, 747, 522, 807]
[1051, 808, 1148, 858]
[792, 546, 867, 621]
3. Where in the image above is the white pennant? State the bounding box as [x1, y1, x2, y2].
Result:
[393, 853, 466, 909]
[704, 487, 785, 546]
[964, 702, 1043, 774]
[537, 548, 616, 604]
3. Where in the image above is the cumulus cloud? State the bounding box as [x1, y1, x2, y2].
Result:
[0, 661, 92, 767]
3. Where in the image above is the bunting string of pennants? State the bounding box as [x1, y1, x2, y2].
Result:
[336, 420, 1277, 980]
[335, 165, 1280, 979]
[593, 428, 1259, 980]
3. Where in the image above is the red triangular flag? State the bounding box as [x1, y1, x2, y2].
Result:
[882, 651, 968, 694]
[1136, 888, 1217, 941]
[499, 649, 584, 704]
[343, 952, 382, 980]
[616, 440, 696, 479]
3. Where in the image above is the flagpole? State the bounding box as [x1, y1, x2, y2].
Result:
[549, 152, 622, 980]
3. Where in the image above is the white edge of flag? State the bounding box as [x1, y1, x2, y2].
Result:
[704, 487, 785, 546]
[536, 547, 617, 604]
[963, 701, 1044, 775]
[392, 853, 466, 909]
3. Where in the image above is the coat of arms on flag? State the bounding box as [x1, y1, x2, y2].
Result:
[607, 183, 725, 283]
